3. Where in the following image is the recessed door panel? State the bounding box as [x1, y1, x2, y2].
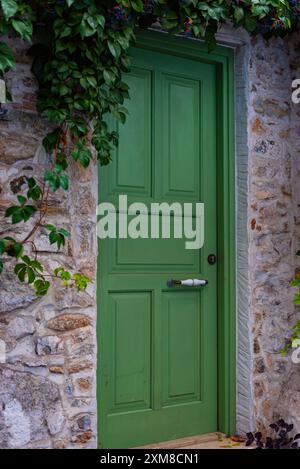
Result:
[108, 292, 151, 413]
[162, 291, 201, 406]
[108, 68, 152, 197]
[162, 75, 200, 198]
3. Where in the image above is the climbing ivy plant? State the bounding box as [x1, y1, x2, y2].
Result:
[0, 0, 300, 296]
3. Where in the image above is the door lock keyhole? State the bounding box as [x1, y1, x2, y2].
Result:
[207, 254, 217, 265]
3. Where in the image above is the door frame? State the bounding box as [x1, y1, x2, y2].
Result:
[97, 30, 236, 446]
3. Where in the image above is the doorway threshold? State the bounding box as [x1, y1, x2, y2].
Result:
[135, 432, 249, 449]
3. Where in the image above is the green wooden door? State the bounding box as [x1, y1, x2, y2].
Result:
[98, 46, 217, 449]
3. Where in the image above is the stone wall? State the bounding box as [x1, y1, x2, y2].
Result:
[0, 39, 97, 448]
[246, 34, 300, 434]
[1, 32, 300, 448]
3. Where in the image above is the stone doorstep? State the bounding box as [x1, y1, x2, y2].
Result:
[134, 432, 251, 450]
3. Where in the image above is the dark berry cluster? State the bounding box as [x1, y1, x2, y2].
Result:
[272, 17, 286, 30]
[183, 16, 193, 37]
[113, 3, 128, 22]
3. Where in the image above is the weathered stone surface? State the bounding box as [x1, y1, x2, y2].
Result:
[49, 365, 64, 375]
[0, 37, 98, 449]
[245, 33, 300, 434]
[0, 369, 62, 447]
[72, 431, 92, 444]
[54, 287, 95, 309]
[67, 360, 93, 374]
[77, 415, 92, 431]
[6, 316, 36, 340]
[2, 399, 31, 448]
[46, 406, 65, 435]
[47, 314, 91, 332]
[76, 378, 92, 391]
[0, 273, 38, 314]
[53, 438, 69, 449]
[71, 414, 92, 433]
[36, 335, 62, 356]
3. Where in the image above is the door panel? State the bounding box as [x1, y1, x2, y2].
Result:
[110, 69, 152, 196]
[99, 45, 217, 448]
[162, 291, 201, 405]
[109, 292, 151, 411]
[162, 74, 200, 196]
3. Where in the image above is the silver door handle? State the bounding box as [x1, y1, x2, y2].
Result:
[167, 278, 208, 287]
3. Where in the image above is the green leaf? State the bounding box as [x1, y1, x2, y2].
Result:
[44, 224, 56, 232]
[0, 42, 15, 74]
[14, 263, 25, 275]
[47, 225, 69, 250]
[49, 231, 58, 245]
[5, 239, 23, 258]
[71, 144, 92, 168]
[86, 75, 97, 87]
[34, 279, 50, 296]
[291, 278, 300, 286]
[27, 184, 42, 201]
[251, 4, 269, 19]
[58, 85, 70, 96]
[244, 15, 257, 32]
[54, 267, 64, 276]
[108, 41, 120, 58]
[60, 270, 71, 281]
[192, 24, 205, 37]
[17, 266, 26, 282]
[27, 267, 35, 284]
[42, 128, 60, 153]
[44, 170, 61, 192]
[59, 173, 69, 190]
[27, 177, 36, 189]
[66, 0, 75, 6]
[14, 257, 43, 284]
[5, 206, 20, 217]
[103, 69, 116, 85]
[73, 272, 92, 291]
[58, 228, 70, 237]
[11, 19, 32, 41]
[95, 15, 105, 29]
[54, 267, 71, 285]
[0, 239, 5, 255]
[17, 195, 26, 205]
[11, 212, 23, 224]
[234, 7, 244, 23]
[1, 0, 18, 20]
[293, 292, 300, 305]
[130, 0, 144, 12]
[21, 255, 31, 265]
[30, 260, 44, 272]
[79, 13, 98, 38]
[5, 204, 36, 224]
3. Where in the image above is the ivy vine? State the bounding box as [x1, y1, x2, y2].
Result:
[0, 0, 299, 297]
